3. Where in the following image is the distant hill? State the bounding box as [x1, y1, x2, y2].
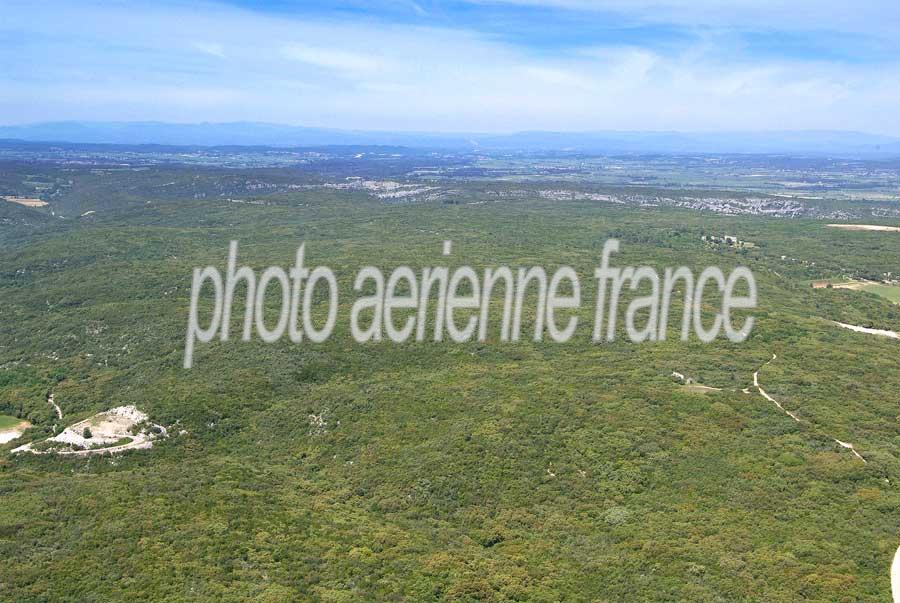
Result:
[0, 122, 472, 150]
[2, 121, 899, 156]
[475, 130, 900, 156]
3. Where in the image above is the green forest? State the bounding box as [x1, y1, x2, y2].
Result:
[1, 162, 899, 601]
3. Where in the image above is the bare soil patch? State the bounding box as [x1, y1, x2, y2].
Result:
[2, 196, 47, 208]
[0, 420, 31, 444]
[826, 224, 900, 232]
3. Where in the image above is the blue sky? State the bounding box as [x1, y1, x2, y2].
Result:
[2, 0, 899, 134]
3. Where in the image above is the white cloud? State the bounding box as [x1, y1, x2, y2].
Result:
[1, 0, 899, 134]
[281, 44, 383, 76]
[192, 42, 226, 59]
[466, 0, 900, 38]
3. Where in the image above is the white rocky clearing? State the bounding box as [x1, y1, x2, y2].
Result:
[12, 405, 166, 457]
[892, 545, 900, 603]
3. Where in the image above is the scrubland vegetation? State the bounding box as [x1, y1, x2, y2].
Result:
[1, 158, 899, 601]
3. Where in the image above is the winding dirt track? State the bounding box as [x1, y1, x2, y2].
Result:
[753, 354, 801, 422]
[833, 322, 900, 340]
[753, 354, 865, 463]
[15, 434, 155, 457]
[47, 392, 62, 419]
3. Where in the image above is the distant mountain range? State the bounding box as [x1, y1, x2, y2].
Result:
[2, 121, 900, 156]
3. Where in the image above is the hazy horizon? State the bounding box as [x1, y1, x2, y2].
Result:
[5, 121, 900, 155]
[3, 120, 899, 138]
